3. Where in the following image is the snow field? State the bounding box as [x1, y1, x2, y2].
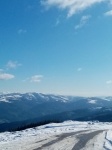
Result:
[0, 121, 112, 150]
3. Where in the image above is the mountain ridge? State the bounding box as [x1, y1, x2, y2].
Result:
[0, 92, 112, 132]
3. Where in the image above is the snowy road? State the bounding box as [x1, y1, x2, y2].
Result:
[34, 130, 86, 150]
[34, 130, 104, 150]
[0, 121, 112, 150]
[72, 130, 104, 150]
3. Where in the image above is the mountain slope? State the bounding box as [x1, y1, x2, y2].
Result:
[1, 93, 112, 131]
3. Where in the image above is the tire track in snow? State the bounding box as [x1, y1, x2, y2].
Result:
[34, 130, 88, 150]
[72, 130, 104, 150]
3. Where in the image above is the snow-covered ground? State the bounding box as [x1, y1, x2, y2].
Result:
[0, 121, 112, 150]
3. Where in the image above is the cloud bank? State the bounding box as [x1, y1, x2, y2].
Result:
[41, 0, 110, 17]
[0, 73, 15, 80]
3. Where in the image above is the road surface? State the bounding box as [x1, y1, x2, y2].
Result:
[34, 130, 104, 150]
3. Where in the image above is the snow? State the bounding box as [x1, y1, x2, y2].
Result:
[88, 100, 97, 104]
[0, 93, 69, 103]
[0, 97, 10, 103]
[1, 92, 112, 105]
[93, 107, 102, 110]
[50, 96, 69, 103]
[82, 131, 106, 150]
[103, 98, 111, 101]
[37, 93, 47, 99]
[104, 130, 112, 150]
[0, 121, 112, 150]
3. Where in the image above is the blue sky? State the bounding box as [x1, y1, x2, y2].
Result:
[0, 0, 112, 96]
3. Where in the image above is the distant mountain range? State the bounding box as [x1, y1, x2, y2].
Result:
[0, 92, 112, 131]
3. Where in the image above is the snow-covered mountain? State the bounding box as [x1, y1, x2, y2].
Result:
[1, 92, 112, 131]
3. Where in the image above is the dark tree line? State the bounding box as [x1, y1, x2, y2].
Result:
[10, 120, 61, 132]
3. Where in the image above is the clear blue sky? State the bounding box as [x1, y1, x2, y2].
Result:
[0, 0, 112, 96]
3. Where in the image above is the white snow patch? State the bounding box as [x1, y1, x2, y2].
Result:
[93, 107, 102, 110]
[88, 100, 97, 104]
[104, 130, 112, 150]
[14, 95, 22, 98]
[0, 97, 10, 103]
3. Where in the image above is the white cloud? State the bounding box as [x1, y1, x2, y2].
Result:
[30, 75, 43, 83]
[24, 75, 43, 83]
[18, 29, 27, 34]
[104, 10, 112, 16]
[75, 15, 91, 29]
[106, 80, 112, 84]
[77, 67, 82, 71]
[6, 61, 22, 69]
[41, 0, 109, 17]
[0, 73, 15, 80]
